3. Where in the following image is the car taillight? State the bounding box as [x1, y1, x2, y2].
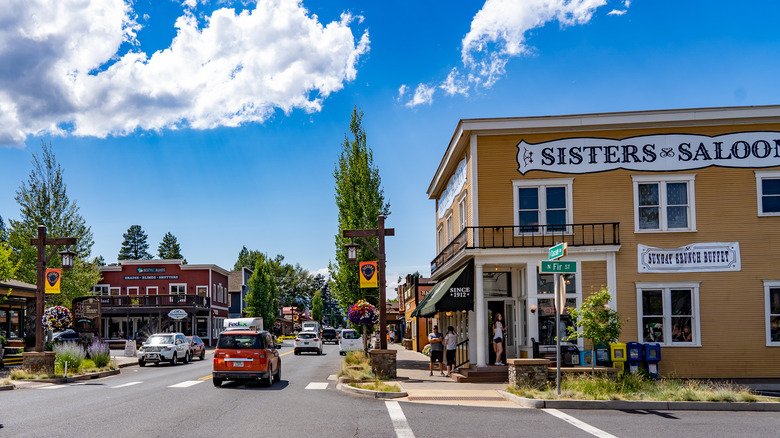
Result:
[313, 338, 319, 342]
[295, 338, 300, 342]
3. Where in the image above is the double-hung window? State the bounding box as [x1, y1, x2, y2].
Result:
[633, 175, 696, 232]
[458, 194, 467, 231]
[446, 212, 453, 243]
[170, 284, 186, 295]
[513, 178, 573, 235]
[437, 225, 443, 252]
[93, 285, 109, 296]
[764, 281, 780, 346]
[636, 282, 700, 346]
[756, 171, 780, 216]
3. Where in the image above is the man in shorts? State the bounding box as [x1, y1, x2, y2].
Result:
[428, 325, 445, 376]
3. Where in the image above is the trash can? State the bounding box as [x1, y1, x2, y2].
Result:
[561, 344, 580, 367]
[610, 342, 627, 376]
[626, 342, 643, 374]
[643, 343, 661, 379]
[595, 343, 611, 367]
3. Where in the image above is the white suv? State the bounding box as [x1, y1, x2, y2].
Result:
[138, 333, 191, 366]
[294, 331, 323, 355]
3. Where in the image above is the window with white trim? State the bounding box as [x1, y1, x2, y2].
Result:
[196, 286, 208, 297]
[445, 212, 453, 243]
[147, 286, 158, 295]
[109, 287, 120, 296]
[756, 171, 780, 216]
[633, 175, 696, 232]
[437, 225, 443, 251]
[513, 178, 573, 234]
[170, 284, 186, 294]
[636, 282, 700, 346]
[764, 281, 780, 346]
[458, 193, 467, 231]
[93, 285, 109, 296]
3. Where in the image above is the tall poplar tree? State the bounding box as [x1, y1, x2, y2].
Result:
[157, 231, 184, 260]
[245, 255, 279, 330]
[118, 225, 152, 260]
[7, 141, 101, 307]
[312, 290, 323, 323]
[329, 107, 390, 313]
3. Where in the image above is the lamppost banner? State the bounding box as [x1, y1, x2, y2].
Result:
[45, 269, 61, 294]
[359, 261, 378, 288]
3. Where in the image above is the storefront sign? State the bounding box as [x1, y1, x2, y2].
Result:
[638, 242, 741, 273]
[448, 286, 471, 299]
[123, 275, 179, 280]
[517, 132, 780, 174]
[168, 309, 188, 320]
[136, 267, 166, 273]
[438, 157, 467, 219]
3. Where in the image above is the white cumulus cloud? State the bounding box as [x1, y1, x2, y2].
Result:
[404, 84, 435, 108]
[0, 0, 369, 147]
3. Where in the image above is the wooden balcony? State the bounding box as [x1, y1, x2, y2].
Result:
[431, 223, 620, 275]
[99, 294, 210, 309]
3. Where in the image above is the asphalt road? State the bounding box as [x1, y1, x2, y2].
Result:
[3, 342, 780, 438]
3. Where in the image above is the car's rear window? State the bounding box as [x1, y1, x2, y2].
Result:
[217, 334, 264, 349]
[298, 333, 317, 339]
[342, 331, 360, 340]
[322, 329, 336, 336]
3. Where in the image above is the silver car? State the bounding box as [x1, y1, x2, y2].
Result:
[138, 333, 191, 366]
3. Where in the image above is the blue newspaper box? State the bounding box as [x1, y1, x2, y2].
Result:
[643, 343, 661, 379]
[626, 342, 643, 374]
[594, 343, 611, 367]
[580, 350, 594, 367]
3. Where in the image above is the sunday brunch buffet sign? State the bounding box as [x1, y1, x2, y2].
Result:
[517, 132, 780, 174]
[638, 242, 741, 273]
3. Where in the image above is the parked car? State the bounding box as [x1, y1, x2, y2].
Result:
[186, 335, 206, 360]
[212, 330, 281, 387]
[294, 331, 322, 355]
[338, 329, 363, 355]
[321, 328, 338, 344]
[51, 329, 79, 343]
[138, 333, 190, 366]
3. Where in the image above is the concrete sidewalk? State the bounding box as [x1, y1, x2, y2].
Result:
[388, 343, 521, 408]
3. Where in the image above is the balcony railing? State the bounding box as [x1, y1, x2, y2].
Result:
[99, 294, 210, 308]
[431, 223, 620, 275]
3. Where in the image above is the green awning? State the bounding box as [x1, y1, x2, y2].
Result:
[411, 264, 473, 317]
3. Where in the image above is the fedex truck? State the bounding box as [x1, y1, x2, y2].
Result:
[223, 318, 264, 332]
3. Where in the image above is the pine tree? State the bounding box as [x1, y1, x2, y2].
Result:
[245, 255, 279, 330]
[157, 232, 184, 260]
[234, 245, 262, 270]
[329, 107, 390, 313]
[7, 141, 100, 307]
[118, 225, 152, 260]
[0, 214, 7, 242]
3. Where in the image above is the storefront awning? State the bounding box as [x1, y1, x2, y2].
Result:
[411, 263, 473, 317]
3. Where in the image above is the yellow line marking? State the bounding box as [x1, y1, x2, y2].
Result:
[198, 375, 213, 380]
[279, 350, 294, 357]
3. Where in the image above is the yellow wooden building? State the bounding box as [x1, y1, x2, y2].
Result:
[425, 105, 780, 378]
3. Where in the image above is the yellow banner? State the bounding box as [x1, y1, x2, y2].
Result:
[359, 262, 378, 288]
[45, 269, 62, 294]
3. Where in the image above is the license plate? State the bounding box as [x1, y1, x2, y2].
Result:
[304, 342, 309, 345]
[233, 361, 244, 367]
[147, 354, 158, 359]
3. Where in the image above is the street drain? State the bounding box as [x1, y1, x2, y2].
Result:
[407, 396, 505, 401]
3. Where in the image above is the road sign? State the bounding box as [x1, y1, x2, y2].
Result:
[548, 242, 567, 260]
[539, 260, 577, 274]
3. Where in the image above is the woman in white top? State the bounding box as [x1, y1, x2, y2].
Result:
[493, 313, 504, 365]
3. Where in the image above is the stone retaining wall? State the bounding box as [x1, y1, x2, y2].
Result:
[507, 358, 550, 387]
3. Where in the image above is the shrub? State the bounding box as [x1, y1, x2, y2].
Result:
[54, 342, 86, 372]
[87, 341, 111, 367]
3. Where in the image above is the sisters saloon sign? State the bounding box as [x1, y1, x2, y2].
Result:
[516, 132, 780, 174]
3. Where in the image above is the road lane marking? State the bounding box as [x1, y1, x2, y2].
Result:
[111, 381, 143, 388]
[305, 382, 329, 390]
[39, 385, 66, 390]
[168, 380, 203, 388]
[198, 375, 213, 380]
[385, 400, 415, 438]
[279, 350, 294, 357]
[543, 408, 617, 438]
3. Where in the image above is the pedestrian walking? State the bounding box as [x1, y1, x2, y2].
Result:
[428, 325, 445, 376]
[493, 313, 504, 365]
[444, 326, 458, 377]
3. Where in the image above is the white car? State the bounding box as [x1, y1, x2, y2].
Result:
[138, 333, 191, 366]
[338, 329, 363, 356]
[294, 331, 322, 355]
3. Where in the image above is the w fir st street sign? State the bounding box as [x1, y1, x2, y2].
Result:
[539, 260, 577, 274]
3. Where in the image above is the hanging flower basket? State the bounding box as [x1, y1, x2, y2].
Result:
[347, 300, 378, 326]
[42, 305, 73, 332]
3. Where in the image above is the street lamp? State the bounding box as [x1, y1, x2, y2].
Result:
[59, 248, 76, 271]
[344, 241, 360, 265]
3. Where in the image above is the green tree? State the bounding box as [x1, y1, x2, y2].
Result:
[7, 141, 99, 307]
[118, 225, 152, 260]
[0, 214, 7, 242]
[565, 288, 623, 373]
[245, 255, 279, 330]
[157, 231, 184, 260]
[234, 246, 263, 270]
[312, 290, 323, 323]
[329, 107, 390, 313]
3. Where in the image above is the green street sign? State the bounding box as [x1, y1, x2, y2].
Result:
[548, 242, 567, 260]
[539, 260, 577, 274]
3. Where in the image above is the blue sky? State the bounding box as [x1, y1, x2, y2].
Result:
[2, 0, 780, 297]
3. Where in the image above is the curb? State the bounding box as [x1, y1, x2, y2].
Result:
[497, 390, 780, 411]
[337, 382, 408, 399]
[18, 368, 121, 385]
[0, 383, 15, 391]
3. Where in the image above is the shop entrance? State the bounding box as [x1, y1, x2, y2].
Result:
[487, 301, 515, 365]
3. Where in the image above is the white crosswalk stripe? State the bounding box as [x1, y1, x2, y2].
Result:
[385, 401, 415, 438]
[305, 382, 329, 390]
[168, 380, 203, 388]
[112, 381, 143, 388]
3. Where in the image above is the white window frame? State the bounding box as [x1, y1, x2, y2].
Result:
[635, 282, 701, 347]
[109, 287, 120, 296]
[445, 212, 453, 243]
[632, 175, 696, 233]
[196, 286, 208, 297]
[127, 286, 139, 296]
[755, 170, 780, 217]
[458, 192, 468, 231]
[437, 225, 443, 251]
[93, 284, 109, 296]
[512, 178, 574, 236]
[764, 280, 780, 346]
[170, 283, 187, 295]
[146, 286, 158, 295]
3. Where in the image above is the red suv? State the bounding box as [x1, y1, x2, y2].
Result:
[212, 330, 281, 387]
